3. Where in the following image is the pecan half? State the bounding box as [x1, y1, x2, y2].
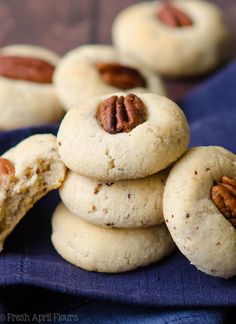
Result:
[157, 1, 193, 27]
[0, 158, 15, 178]
[211, 176, 236, 227]
[0, 56, 54, 83]
[95, 62, 147, 90]
[97, 94, 146, 134]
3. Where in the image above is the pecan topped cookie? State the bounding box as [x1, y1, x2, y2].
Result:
[163, 146, 236, 278]
[53, 45, 166, 111]
[0, 44, 63, 130]
[112, 0, 229, 77]
[57, 93, 189, 181]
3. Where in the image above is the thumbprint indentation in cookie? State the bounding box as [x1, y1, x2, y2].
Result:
[95, 62, 147, 90]
[157, 1, 193, 28]
[97, 94, 146, 134]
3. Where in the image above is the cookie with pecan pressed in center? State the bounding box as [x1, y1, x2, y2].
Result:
[53, 44, 166, 111]
[112, 0, 229, 77]
[0, 44, 64, 130]
[163, 146, 236, 279]
[57, 93, 190, 181]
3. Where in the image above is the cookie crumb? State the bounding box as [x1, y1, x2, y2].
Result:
[94, 183, 102, 194]
[216, 242, 221, 246]
[206, 167, 211, 172]
[173, 227, 176, 230]
[128, 193, 131, 199]
[171, 214, 174, 218]
[165, 219, 169, 223]
[186, 213, 190, 218]
[194, 171, 198, 175]
[58, 142, 62, 146]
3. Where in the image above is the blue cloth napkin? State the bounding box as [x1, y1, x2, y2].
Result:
[0, 62, 236, 308]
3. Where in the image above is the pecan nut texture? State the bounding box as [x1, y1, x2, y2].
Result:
[157, 1, 193, 27]
[0, 56, 55, 83]
[211, 176, 236, 228]
[0, 158, 15, 176]
[95, 62, 147, 90]
[97, 94, 146, 134]
[0, 158, 15, 185]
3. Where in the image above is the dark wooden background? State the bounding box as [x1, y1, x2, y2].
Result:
[0, 0, 235, 99]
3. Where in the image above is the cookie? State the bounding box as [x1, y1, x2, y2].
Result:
[0, 134, 66, 251]
[53, 44, 166, 111]
[60, 168, 169, 228]
[57, 93, 189, 180]
[112, 0, 229, 77]
[51, 203, 175, 273]
[0, 44, 64, 130]
[163, 146, 236, 278]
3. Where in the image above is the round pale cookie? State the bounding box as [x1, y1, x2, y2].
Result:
[53, 44, 166, 111]
[112, 0, 229, 77]
[0, 44, 64, 130]
[57, 93, 189, 181]
[163, 146, 236, 279]
[60, 168, 169, 228]
[51, 203, 175, 273]
[0, 134, 66, 252]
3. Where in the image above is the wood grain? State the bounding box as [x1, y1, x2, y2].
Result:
[0, 0, 235, 99]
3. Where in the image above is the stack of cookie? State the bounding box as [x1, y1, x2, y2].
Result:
[51, 92, 190, 273]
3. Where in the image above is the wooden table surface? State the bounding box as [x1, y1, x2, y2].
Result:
[0, 0, 235, 100]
